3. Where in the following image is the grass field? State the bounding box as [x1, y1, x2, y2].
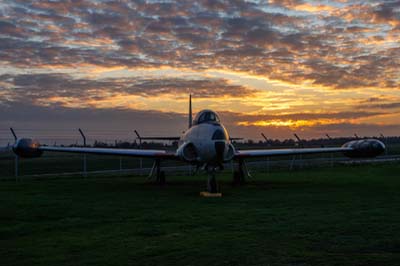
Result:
[1, 163, 400, 266]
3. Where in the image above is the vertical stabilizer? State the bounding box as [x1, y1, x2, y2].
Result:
[188, 94, 192, 129]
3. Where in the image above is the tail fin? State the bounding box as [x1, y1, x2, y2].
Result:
[188, 94, 192, 129]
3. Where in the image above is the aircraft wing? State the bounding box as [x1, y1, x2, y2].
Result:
[234, 147, 353, 158]
[234, 139, 386, 159]
[9, 139, 178, 159]
[39, 146, 178, 159]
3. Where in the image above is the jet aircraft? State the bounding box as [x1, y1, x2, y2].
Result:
[12, 95, 386, 193]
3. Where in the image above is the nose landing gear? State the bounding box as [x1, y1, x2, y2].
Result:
[148, 159, 166, 185]
[207, 171, 218, 193]
[200, 171, 221, 197]
[201, 164, 222, 196]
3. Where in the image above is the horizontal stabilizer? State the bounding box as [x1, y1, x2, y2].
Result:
[134, 130, 180, 142]
[137, 137, 180, 141]
[230, 137, 243, 141]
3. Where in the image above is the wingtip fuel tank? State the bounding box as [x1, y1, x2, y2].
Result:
[342, 139, 385, 158]
[13, 138, 43, 158]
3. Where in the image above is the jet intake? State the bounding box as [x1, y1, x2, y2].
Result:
[342, 139, 385, 158]
[224, 143, 235, 162]
[177, 142, 198, 162]
[13, 138, 43, 158]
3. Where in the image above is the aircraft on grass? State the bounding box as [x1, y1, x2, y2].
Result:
[11, 95, 386, 193]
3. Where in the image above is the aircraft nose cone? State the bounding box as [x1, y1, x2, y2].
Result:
[215, 141, 225, 162]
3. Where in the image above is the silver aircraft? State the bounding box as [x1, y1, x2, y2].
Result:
[12, 95, 386, 193]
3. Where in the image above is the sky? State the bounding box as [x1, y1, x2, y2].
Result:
[0, 0, 399, 144]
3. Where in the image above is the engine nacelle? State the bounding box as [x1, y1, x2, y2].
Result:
[13, 138, 43, 158]
[342, 139, 385, 158]
[224, 143, 235, 162]
[176, 142, 198, 162]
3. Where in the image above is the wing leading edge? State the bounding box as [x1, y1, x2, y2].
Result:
[39, 146, 178, 159]
[234, 147, 353, 158]
[12, 138, 178, 159]
[234, 139, 385, 159]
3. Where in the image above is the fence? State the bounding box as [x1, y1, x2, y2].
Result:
[1, 149, 399, 180]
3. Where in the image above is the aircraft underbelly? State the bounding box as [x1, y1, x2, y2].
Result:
[192, 139, 213, 162]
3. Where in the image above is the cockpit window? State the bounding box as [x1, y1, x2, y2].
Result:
[198, 113, 207, 124]
[194, 110, 220, 125]
[212, 129, 226, 140]
[209, 112, 216, 121]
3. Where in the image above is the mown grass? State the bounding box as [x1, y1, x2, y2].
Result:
[1, 163, 399, 266]
[0, 151, 163, 177]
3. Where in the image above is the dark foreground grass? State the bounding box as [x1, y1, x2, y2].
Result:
[1, 164, 400, 266]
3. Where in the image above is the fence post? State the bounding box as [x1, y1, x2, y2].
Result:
[10, 128, 19, 180]
[78, 128, 87, 177]
[134, 130, 144, 175]
[290, 155, 296, 171]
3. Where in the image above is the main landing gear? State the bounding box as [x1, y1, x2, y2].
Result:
[232, 159, 251, 186]
[148, 159, 251, 194]
[148, 159, 166, 185]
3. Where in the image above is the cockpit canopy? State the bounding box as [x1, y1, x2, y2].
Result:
[193, 110, 221, 125]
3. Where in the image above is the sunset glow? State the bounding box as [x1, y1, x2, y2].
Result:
[0, 0, 399, 142]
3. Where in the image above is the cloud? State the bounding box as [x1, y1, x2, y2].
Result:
[0, 0, 398, 90]
[0, 101, 397, 144]
[222, 110, 384, 122]
[0, 0, 399, 140]
[227, 111, 400, 139]
[356, 96, 400, 110]
[0, 73, 256, 108]
[372, 1, 400, 26]
[367, 102, 400, 109]
[0, 101, 187, 143]
[218, 110, 386, 130]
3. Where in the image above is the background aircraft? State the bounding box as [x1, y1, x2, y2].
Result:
[12, 95, 385, 193]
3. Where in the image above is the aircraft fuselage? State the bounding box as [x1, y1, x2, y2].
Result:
[176, 110, 235, 167]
